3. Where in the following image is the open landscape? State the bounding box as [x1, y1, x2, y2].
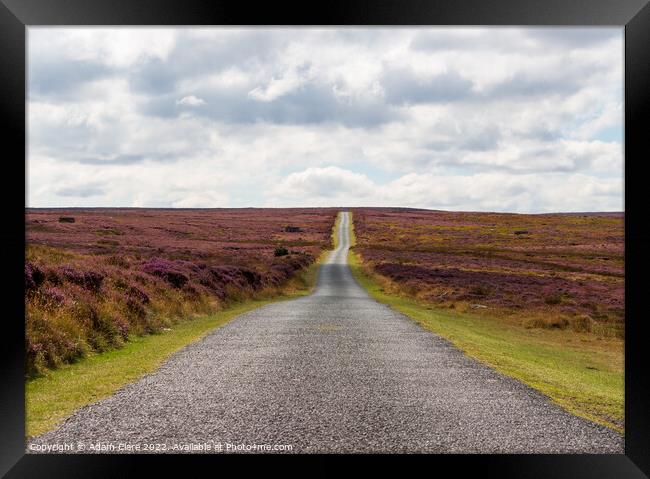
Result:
[25, 207, 625, 441]
[351, 208, 624, 336]
[26, 212, 623, 453]
[26, 208, 337, 377]
[349, 208, 624, 430]
[22, 27, 626, 456]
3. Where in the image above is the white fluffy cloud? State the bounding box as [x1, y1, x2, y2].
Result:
[27, 27, 623, 212]
[176, 95, 206, 107]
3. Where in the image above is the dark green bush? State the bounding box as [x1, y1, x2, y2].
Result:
[274, 247, 289, 257]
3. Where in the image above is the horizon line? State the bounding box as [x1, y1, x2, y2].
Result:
[24, 206, 625, 216]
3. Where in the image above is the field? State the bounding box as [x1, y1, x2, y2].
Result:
[25, 208, 337, 376]
[352, 208, 624, 336]
[349, 208, 624, 430]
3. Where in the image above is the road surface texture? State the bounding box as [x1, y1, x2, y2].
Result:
[29, 212, 623, 453]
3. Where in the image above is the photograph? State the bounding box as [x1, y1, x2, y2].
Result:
[21, 25, 627, 455]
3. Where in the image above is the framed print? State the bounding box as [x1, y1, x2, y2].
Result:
[1, 0, 649, 476]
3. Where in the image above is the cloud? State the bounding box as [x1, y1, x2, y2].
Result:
[28, 59, 112, 98]
[272, 167, 376, 199]
[55, 184, 106, 198]
[248, 63, 311, 102]
[176, 95, 206, 107]
[171, 191, 229, 208]
[68, 154, 146, 165]
[381, 68, 474, 105]
[269, 167, 623, 213]
[27, 27, 623, 212]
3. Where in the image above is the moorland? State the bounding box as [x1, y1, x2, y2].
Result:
[349, 208, 624, 430]
[25, 208, 337, 376]
[352, 208, 624, 336]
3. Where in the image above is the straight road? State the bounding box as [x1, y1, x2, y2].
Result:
[29, 212, 623, 453]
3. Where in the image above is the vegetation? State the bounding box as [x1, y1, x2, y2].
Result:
[351, 208, 623, 338]
[26, 212, 335, 438]
[25, 208, 337, 376]
[347, 212, 624, 433]
[26, 258, 324, 438]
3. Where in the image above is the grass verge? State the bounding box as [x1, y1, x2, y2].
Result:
[332, 212, 342, 249]
[347, 238, 623, 433]
[26, 245, 329, 439]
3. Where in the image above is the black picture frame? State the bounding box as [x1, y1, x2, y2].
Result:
[1, 0, 648, 476]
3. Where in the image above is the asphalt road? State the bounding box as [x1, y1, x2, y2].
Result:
[29, 212, 623, 453]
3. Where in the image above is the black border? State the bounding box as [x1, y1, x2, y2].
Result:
[2, 0, 649, 476]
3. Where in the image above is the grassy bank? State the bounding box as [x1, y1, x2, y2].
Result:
[27, 242, 327, 439]
[332, 212, 342, 249]
[347, 232, 623, 433]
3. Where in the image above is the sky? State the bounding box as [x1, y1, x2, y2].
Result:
[27, 27, 623, 212]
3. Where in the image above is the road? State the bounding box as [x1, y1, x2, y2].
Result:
[29, 212, 623, 453]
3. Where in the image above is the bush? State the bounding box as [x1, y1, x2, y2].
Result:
[105, 255, 130, 268]
[39, 287, 67, 307]
[524, 316, 570, 330]
[127, 285, 150, 304]
[25, 262, 45, 291]
[126, 296, 147, 319]
[571, 314, 594, 333]
[240, 268, 262, 288]
[544, 293, 563, 305]
[469, 284, 491, 297]
[274, 246, 289, 257]
[58, 216, 75, 223]
[97, 239, 119, 247]
[141, 258, 188, 288]
[284, 225, 302, 232]
[59, 266, 105, 293]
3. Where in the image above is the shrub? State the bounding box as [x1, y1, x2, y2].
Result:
[524, 316, 569, 330]
[25, 262, 45, 291]
[44, 268, 62, 285]
[274, 246, 289, 257]
[469, 284, 491, 297]
[546, 317, 570, 329]
[127, 285, 150, 304]
[284, 225, 302, 232]
[241, 268, 262, 288]
[513, 230, 529, 235]
[59, 266, 105, 293]
[141, 258, 188, 288]
[39, 286, 67, 307]
[105, 255, 130, 268]
[58, 216, 75, 223]
[544, 293, 563, 305]
[113, 315, 131, 340]
[126, 295, 147, 319]
[97, 239, 119, 247]
[571, 314, 594, 333]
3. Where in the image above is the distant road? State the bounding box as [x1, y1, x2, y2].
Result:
[29, 212, 623, 453]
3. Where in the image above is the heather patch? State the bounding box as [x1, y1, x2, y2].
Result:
[141, 258, 189, 288]
[25, 208, 337, 376]
[353, 208, 624, 334]
[58, 266, 105, 293]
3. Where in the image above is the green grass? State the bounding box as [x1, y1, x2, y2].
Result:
[348, 211, 356, 247]
[26, 240, 331, 439]
[347, 229, 624, 433]
[332, 212, 342, 249]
